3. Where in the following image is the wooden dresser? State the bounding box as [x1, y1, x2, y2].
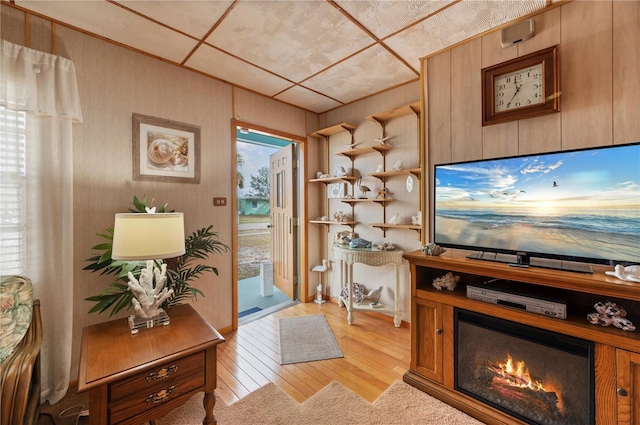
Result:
[78, 304, 224, 425]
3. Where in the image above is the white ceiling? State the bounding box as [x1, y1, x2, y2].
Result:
[11, 0, 554, 113]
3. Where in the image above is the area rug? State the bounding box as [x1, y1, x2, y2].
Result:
[278, 314, 343, 364]
[157, 380, 485, 425]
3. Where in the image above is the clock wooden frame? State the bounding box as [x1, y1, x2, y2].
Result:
[482, 45, 560, 126]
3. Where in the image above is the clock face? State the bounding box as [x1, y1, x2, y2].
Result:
[494, 63, 544, 113]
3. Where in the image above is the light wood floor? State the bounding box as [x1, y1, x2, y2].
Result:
[215, 300, 411, 406]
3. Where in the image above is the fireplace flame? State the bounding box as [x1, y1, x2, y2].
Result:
[488, 354, 564, 414]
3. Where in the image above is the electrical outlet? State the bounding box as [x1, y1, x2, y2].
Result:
[213, 197, 227, 206]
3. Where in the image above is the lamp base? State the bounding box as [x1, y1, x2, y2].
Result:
[128, 308, 170, 334]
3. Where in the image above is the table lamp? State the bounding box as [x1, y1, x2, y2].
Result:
[111, 212, 185, 333]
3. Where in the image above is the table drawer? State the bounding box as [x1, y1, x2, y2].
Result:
[109, 351, 204, 403]
[108, 351, 205, 424]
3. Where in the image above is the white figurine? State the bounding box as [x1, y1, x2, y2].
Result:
[376, 164, 384, 173]
[392, 160, 404, 171]
[606, 264, 640, 282]
[389, 213, 402, 225]
[411, 211, 421, 226]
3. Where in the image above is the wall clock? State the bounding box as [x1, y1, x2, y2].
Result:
[482, 45, 560, 126]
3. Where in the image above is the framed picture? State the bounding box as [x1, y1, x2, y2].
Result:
[328, 182, 346, 199]
[132, 113, 201, 183]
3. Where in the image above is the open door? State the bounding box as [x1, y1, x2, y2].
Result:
[270, 144, 296, 299]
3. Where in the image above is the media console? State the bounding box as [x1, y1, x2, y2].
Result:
[403, 249, 640, 425]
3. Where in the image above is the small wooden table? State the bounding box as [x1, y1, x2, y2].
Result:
[78, 304, 224, 425]
[333, 244, 404, 327]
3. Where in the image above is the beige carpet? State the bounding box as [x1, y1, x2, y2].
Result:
[157, 380, 485, 425]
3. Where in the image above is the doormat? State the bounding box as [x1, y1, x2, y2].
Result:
[278, 314, 343, 365]
[239, 306, 262, 318]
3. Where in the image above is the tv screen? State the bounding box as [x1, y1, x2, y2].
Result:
[434, 142, 640, 269]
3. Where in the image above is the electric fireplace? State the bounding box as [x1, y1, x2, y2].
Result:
[455, 309, 594, 425]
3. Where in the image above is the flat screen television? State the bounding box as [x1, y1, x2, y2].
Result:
[433, 142, 640, 273]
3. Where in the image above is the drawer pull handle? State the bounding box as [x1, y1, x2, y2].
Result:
[617, 388, 628, 397]
[145, 386, 177, 404]
[146, 364, 177, 382]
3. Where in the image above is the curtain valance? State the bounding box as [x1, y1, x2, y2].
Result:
[1, 39, 83, 122]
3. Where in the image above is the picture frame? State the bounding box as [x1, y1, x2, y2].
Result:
[328, 182, 346, 199]
[132, 113, 201, 183]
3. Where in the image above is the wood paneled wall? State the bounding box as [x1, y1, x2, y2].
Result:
[423, 0, 640, 240]
[1, 3, 311, 380]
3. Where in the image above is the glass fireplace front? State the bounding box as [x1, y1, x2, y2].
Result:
[455, 309, 594, 425]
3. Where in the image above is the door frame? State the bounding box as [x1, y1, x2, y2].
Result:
[231, 119, 308, 330]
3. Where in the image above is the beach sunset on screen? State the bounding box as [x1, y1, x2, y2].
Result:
[434, 143, 640, 264]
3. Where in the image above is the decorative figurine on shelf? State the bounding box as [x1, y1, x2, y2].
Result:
[422, 242, 446, 256]
[335, 230, 356, 245]
[356, 176, 371, 199]
[331, 211, 349, 222]
[587, 301, 636, 331]
[340, 282, 367, 303]
[344, 237, 372, 249]
[362, 286, 384, 307]
[389, 213, 402, 225]
[376, 164, 384, 173]
[376, 242, 395, 251]
[411, 212, 421, 226]
[605, 264, 640, 282]
[335, 166, 347, 177]
[376, 188, 388, 199]
[392, 160, 404, 171]
[432, 272, 460, 291]
[375, 135, 392, 145]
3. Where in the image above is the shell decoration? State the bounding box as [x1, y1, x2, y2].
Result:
[148, 139, 175, 164]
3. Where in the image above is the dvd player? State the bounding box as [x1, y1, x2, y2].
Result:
[466, 279, 567, 319]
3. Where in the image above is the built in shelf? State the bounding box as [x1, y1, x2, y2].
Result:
[341, 198, 392, 205]
[309, 220, 356, 226]
[308, 176, 359, 184]
[370, 223, 421, 231]
[369, 168, 421, 179]
[366, 101, 421, 124]
[309, 123, 355, 139]
[338, 144, 391, 159]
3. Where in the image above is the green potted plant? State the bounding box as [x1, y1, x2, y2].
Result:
[84, 195, 229, 317]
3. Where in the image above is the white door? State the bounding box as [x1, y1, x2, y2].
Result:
[270, 144, 296, 299]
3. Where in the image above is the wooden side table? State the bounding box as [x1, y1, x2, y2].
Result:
[78, 304, 224, 425]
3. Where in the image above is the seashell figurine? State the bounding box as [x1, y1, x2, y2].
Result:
[389, 213, 402, 225]
[587, 300, 635, 331]
[147, 139, 175, 164]
[422, 242, 446, 256]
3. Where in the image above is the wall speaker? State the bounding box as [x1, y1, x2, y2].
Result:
[501, 19, 535, 48]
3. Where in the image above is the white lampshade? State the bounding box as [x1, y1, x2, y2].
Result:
[111, 213, 185, 260]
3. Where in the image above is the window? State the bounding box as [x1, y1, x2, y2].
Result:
[0, 106, 27, 275]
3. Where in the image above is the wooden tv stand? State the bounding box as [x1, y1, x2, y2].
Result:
[403, 250, 640, 425]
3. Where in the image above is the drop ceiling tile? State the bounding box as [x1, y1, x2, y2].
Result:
[334, 0, 456, 39]
[15, 0, 198, 64]
[204, 0, 374, 83]
[275, 86, 342, 114]
[386, 0, 548, 68]
[303, 44, 418, 105]
[185, 43, 292, 97]
[113, 0, 233, 39]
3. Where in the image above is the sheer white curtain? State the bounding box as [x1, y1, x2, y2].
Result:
[1, 39, 82, 404]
